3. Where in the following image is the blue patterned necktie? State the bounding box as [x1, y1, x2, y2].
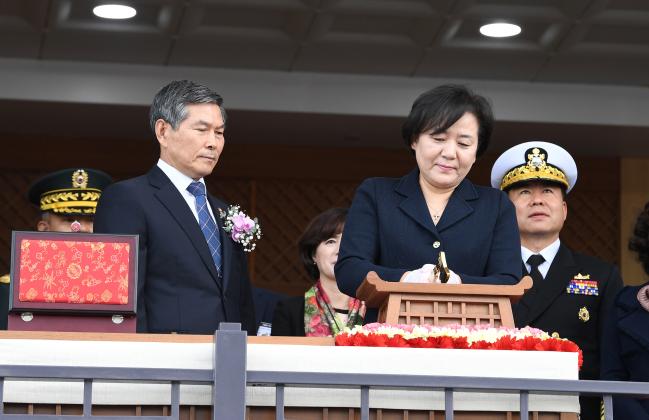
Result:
[187, 181, 222, 277]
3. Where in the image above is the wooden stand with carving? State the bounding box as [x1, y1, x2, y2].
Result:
[356, 272, 533, 327]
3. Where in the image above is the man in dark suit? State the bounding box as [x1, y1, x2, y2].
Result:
[252, 287, 286, 336]
[1, 168, 112, 330]
[94, 80, 255, 334]
[491, 141, 623, 420]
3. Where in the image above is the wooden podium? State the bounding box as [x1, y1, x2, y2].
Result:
[356, 272, 533, 327]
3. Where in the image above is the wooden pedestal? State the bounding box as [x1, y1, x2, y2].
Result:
[357, 272, 533, 327]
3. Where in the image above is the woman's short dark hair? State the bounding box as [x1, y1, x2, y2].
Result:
[629, 201, 649, 275]
[298, 208, 348, 280]
[401, 84, 493, 157]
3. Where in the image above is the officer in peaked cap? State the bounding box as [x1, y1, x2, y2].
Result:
[27, 168, 112, 233]
[0, 168, 112, 330]
[491, 141, 578, 194]
[491, 141, 622, 420]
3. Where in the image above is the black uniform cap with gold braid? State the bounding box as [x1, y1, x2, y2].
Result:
[27, 168, 112, 216]
[490, 141, 578, 193]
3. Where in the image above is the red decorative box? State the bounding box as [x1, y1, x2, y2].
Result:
[8, 231, 138, 333]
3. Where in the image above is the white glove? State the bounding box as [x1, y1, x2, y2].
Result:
[401, 264, 436, 283]
[432, 269, 462, 284]
[447, 271, 462, 284]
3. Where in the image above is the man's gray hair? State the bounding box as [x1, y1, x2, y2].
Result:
[149, 80, 226, 133]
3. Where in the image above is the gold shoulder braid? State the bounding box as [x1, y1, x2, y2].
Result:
[500, 147, 569, 191]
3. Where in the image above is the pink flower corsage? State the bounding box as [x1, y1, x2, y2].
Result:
[219, 205, 262, 252]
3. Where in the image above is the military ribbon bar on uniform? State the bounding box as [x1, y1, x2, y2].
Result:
[566, 279, 599, 296]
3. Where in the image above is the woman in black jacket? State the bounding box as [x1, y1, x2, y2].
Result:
[271, 208, 364, 337]
[601, 201, 649, 419]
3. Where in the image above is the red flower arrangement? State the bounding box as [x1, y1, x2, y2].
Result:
[335, 323, 583, 369]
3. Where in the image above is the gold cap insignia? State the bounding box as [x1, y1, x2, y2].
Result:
[578, 306, 590, 322]
[500, 147, 569, 191]
[72, 169, 89, 189]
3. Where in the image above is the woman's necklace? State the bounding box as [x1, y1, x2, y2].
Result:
[419, 178, 451, 226]
[431, 210, 445, 224]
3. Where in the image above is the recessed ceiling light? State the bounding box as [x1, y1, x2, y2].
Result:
[93, 4, 137, 20]
[479, 23, 521, 38]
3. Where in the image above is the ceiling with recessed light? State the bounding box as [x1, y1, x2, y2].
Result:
[1, 0, 647, 84]
[0, 0, 648, 155]
[92, 4, 137, 20]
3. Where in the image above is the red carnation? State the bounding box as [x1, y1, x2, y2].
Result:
[438, 336, 455, 349]
[364, 333, 389, 347]
[350, 333, 368, 346]
[469, 340, 491, 350]
[453, 337, 470, 349]
[514, 336, 539, 351]
[493, 336, 515, 350]
[409, 337, 435, 348]
[559, 340, 583, 369]
[561, 340, 579, 352]
[386, 335, 409, 347]
[577, 350, 583, 369]
[335, 334, 352, 346]
[536, 339, 555, 352]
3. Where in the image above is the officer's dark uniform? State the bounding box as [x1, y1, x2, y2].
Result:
[1, 168, 112, 330]
[515, 247, 622, 419]
[491, 142, 623, 420]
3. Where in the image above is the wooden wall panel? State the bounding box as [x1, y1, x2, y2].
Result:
[0, 171, 43, 274]
[563, 190, 619, 264]
[620, 158, 649, 285]
[561, 158, 620, 266]
[0, 135, 623, 295]
[252, 179, 358, 295]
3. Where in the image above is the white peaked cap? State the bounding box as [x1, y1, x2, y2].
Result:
[490, 141, 578, 193]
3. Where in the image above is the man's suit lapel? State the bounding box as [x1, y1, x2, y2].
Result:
[523, 244, 577, 325]
[147, 166, 223, 292]
[208, 195, 233, 291]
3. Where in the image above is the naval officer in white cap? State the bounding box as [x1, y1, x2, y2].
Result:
[491, 141, 622, 420]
